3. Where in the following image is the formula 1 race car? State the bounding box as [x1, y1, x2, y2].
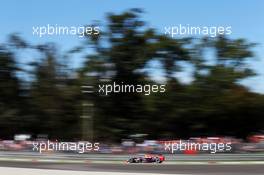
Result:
[126, 154, 165, 163]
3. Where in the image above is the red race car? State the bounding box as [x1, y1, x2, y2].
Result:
[127, 154, 165, 163]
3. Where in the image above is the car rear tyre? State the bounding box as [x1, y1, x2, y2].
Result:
[128, 158, 134, 163]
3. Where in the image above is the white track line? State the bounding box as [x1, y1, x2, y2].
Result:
[1, 157, 264, 165]
[0, 167, 189, 175]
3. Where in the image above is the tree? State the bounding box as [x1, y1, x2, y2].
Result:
[0, 45, 21, 138]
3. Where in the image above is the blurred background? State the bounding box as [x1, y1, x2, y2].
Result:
[0, 0, 264, 167]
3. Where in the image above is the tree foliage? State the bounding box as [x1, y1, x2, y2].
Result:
[0, 9, 263, 141]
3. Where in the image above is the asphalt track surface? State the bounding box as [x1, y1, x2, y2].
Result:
[0, 161, 264, 175]
[0, 152, 264, 174]
[1, 152, 264, 161]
